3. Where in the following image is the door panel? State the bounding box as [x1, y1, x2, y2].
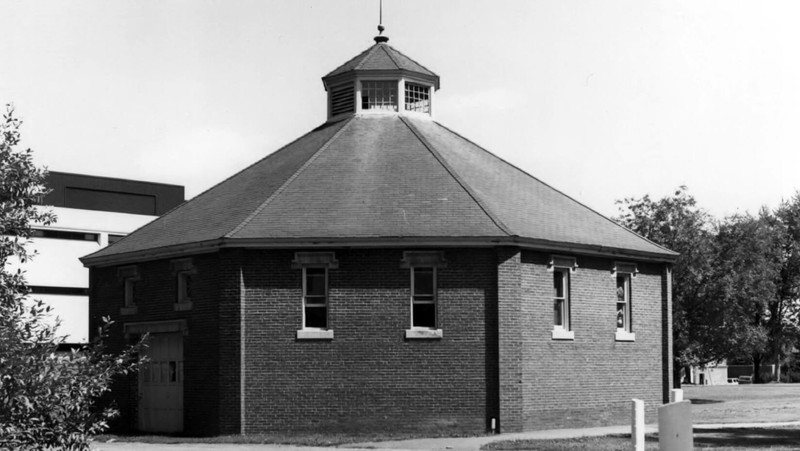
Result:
[138, 332, 184, 433]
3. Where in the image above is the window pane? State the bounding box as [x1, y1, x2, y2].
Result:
[169, 361, 177, 383]
[617, 302, 626, 329]
[553, 271, 564, 298]
[305, 306, 327, 328]
[554, 299, 564, 326]
[306, 268, 326, 296]
[414, 268, 434, 295]
[413, 303, 436, 328]
[617, 274, 628, 302]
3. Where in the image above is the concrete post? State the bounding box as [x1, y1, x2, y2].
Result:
[631, 399, 645, 451]
[670, 388, 683, 403]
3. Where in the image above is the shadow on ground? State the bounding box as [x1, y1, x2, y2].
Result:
[689, 398, 724, 405]
[694, 427, 800, 448]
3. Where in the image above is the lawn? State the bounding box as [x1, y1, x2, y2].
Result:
[684, 383, 800, 423]
[482, 384, 800, 450]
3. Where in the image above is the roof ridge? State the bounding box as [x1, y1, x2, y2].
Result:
[385, 44, 436, 76]
[399, 116, 513, 237]
[354, 44, 382, 71]
[431, 121, 678, 256]
[379, 44, 402, 70]
[226, 117, 356, 238]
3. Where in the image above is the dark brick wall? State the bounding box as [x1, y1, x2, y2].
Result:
[90, 245, 670, 436]
[89, 253, 223, 436]
[515, 251, 668, 430]
[238, 248, 496, 434]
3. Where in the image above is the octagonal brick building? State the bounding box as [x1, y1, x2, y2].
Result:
[83, 31, 677, 436]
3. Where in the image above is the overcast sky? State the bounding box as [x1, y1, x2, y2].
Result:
[3, 0, 799, 219]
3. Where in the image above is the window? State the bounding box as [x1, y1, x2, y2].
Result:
[124, 278, 136, 307]
[401, 251, 446, 339]
[549, 255, 577, 340]
[616, 274, 631, 332]
[613, 261, 637, 341]
[303, 267, 328, 329]
[292, 252, 338, 339]
[361, 80, 397, 111]
[117, 265, 140, 315]
[170, 258, 196, 311]
[411, 267, 436, 329]
[404, 83, 430, 113]
[553, 268, 570, 330]
[32, 228, 99, 242]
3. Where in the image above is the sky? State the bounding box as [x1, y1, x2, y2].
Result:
[2, 0, 800, 219]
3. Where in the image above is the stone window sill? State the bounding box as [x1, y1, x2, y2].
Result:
[615, 330, 636, 342]
[174, 301, 193, 311]
[120, 306, 138, 315]
[405, 328, 443, 340]
[551, 327, 575, 340]
[296, 329, 334, 340]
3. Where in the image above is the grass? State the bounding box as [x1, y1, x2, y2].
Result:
[683, 383, 800, 423]
[482, 384, 800, 450]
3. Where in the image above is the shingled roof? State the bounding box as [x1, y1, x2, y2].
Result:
[81, 38, 675, 267]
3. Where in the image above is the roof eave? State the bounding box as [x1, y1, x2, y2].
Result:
[322, 69, 441, 91]
[81, 235, 677, 268]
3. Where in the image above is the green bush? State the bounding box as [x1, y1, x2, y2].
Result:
[0, 106, 144, 450]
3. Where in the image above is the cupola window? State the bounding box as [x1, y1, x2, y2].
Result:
[361, 80, 398, 111]
[404, 82, 430, 114]
[330, 83, 355, 116]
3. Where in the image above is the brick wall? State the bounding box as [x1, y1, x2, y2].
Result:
[238, 248, 497, 434]
[515, 251, 668, 430]
[90, 245, 670, 436]
[90, 253, 224, 436]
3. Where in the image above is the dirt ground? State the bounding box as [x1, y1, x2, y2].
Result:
[683, 383, 800, 423]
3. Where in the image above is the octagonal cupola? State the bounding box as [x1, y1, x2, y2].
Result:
[322, 27, 440, 121]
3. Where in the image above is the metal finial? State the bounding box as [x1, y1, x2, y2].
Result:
[374, 0, 389, 43]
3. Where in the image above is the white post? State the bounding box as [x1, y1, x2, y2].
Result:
[670, 388, 683, 403]
[631, 399, 645, 451]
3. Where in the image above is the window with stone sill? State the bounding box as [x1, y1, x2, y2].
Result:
[117, 265, 140, 315]
[292, 252, 338, 340]
[361, 80, 397, 111]
[613, 262, 638, 341]
[401, 251, 446, 339]
[171, 258, 196, 311]
[549, 255, 577, 340]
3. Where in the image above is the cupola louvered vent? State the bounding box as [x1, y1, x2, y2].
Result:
[330, 83, 355, 117]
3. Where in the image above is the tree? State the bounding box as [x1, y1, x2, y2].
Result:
[616, 187, 723, 384]
[766, 196, 800, 381]
[711, 212, 782, 383]
[0, 106, 143, 450]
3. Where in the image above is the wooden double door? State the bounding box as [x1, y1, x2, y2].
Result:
[138, 332, 184, 433]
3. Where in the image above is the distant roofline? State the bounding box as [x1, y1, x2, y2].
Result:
[81, 235, 677, 268]
[47, 170, 184, 189]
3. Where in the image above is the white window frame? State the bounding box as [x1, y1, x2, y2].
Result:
[302, 266, 329, 330]
[548, 255, 577, 340]
[613, 262, 637, 341]
[411, 266, 437, 329]
[401, 251, 446, 339]
[552, 268, 574, 340]
[292, 252, 338, 340]
[360, 80, 398, 112]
